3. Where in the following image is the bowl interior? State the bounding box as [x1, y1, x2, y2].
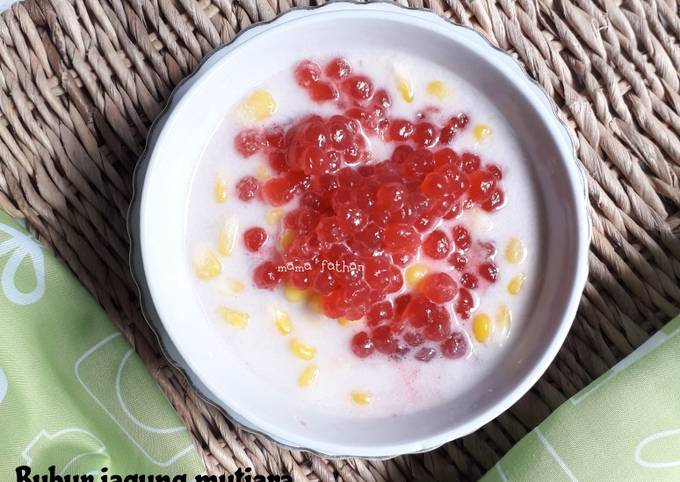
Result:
[139, 5, 587, 457]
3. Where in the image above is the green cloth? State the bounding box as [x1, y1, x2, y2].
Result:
[482, 315, 680, 482]
[0, 211, 202, 478]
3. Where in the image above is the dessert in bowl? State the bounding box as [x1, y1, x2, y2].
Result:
[131, 2, 589, 457]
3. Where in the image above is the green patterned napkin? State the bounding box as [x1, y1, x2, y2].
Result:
[482, 315, 680, 482]
[0, 211, 202, 479]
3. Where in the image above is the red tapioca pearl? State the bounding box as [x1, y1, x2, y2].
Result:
[343, 143, 363, 165]
[405, 148, 435, 175]
[371, 325, 397, 355]
[353, 222, 385, 254]
[384, 224, 420, 253]
[439, 113, 469, 144]
[261, 177, 295, 206]
[392, 341, 411, 359]
[370, 208, 391, 228]
[391, 252, 412, 267]
[487, 164, 503, 180]
[285, 170, 311, 192]
[448, 251, 468, 271]
[441, 332, 468, 359]
[460, 152, 481, 173]
[243, 227, 268, 252]
[443, 201, 462, 220]
[420, 171, 450, 199]
[394, 293, 412, 319]
[300, 192, 323, 210]
[367, 301, 394, 327]
[373, 89, 392, 109]
[478, 261, 499, 283]
[452, 225, 472, 251]
[388, 119, 415, 142]
[404, 331, 425, 347]
[313, 269, 337, 295]
[294, 60, 321, 87]
[300, 146, 339, 175]
[391, 144, 414, 164]
[327, 116, 354, 149]
[433, 147, 459, 168]
[351, 186, 377, 211]
[419, 272, 457, 303]
[267, 150, 287, 173]
[423, 230, 451, 259]
[289, 270, 311, 290]
[428, 196, 454, 218]
[424, 307, 451, 342]
[309, 81, 339, 102]
[253, 261, 283, 289]
[344, 304, 368, 321]
[412, 122, 439, 148]
[468, 170, 497, 203]
[351, 331, 374, 358]
[405, 295, 438, 328]
[235, 129, 265, 157]
[376, 182, 406, 211]
[322, 289, 345, 318]
[235, 176, 260, 202]
[439, 169, 469, 199]
[481, 188, 506, 211]
[478, 241, 497, 258]
[384, 265, 404, 293]
[451, 112, 470, 129]
[265, 126, 286, 149]
[460, 272, 478, 289]
[337, 206, 367, 233]
[325, 57, 352, 80]
[342, 75, 375, 101]
[295, 208, 320, 231]
[415, 213, 436, 233]
[454, 288, 475, 319]
[315, 217, 348, 244]
[414, 346, 437, 362]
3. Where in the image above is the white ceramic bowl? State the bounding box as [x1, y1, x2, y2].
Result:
[129, 2, 589, 458]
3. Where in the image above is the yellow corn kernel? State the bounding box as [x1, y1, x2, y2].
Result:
[214, 177, 227, 203]
[227, 279, 246, 294]
[426, 80, 449, 99]
[219, 307, 249, 328]
[337, 317, 359, 327]
[496, 304, 512, 336]
[241, 89, 276, 121]
[405, 263, 430, 287]
[473, 124, 492, 142]
[274, 309, 293, 335]
[351, 391, 372, 405]
[307, 293, 322, 314]
[266, 208, 283, 226]
[290, 338, 317, 360]
[505, 238, 526, 264]
[472, 313, 493, 343]
[279, 230, 295, 250]
[194, 249, 222, 279]
[218, 218, 238, 257]
[255, 165, 269, 181]
[396, 76, 414, 103]
[283, 283, 306, 303]
[507, 273, 526, 295]
[298, 364, 318, 388]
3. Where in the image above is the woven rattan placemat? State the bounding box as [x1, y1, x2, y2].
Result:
[0, 0, 678, 480]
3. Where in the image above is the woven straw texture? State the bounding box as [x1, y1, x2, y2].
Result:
[0, 0, 678, 480]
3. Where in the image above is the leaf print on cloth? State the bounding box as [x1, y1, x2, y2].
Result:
[0, 221, 45, 305]
[0, 368, 6, 404]
[635, 428, 680, 469]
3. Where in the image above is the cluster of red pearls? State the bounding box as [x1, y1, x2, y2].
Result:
[234, 57, 506, 362]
